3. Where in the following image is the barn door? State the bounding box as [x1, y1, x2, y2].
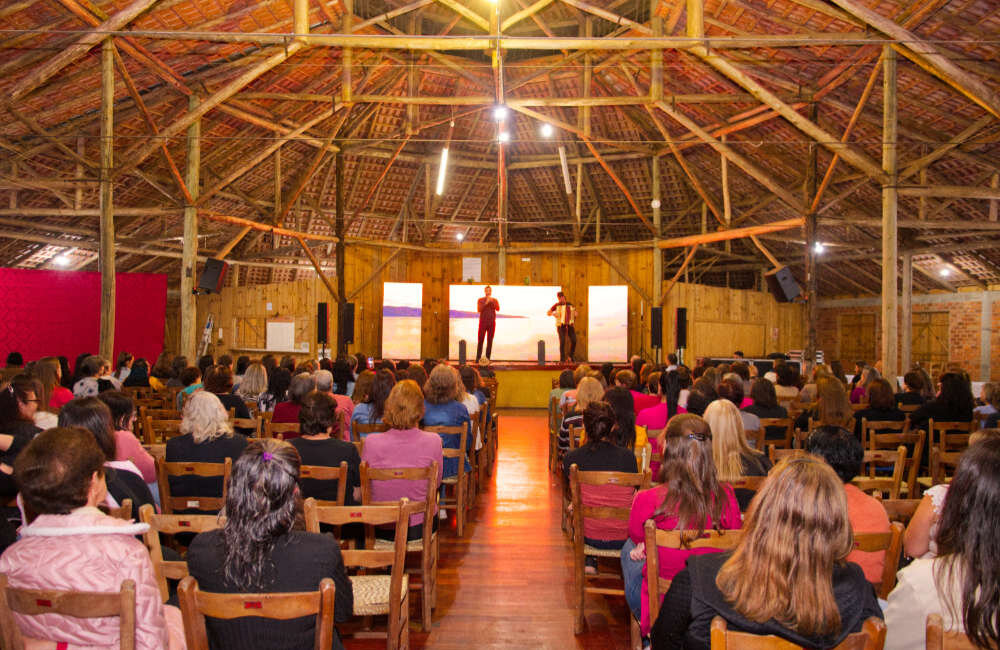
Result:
[838, 313, 877, 364]
[911, 312, 949, 374]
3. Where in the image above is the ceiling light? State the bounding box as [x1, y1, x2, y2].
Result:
[650, 199, 661, 209]
[456, 232, 465, 241]
[435, 147, 449, 196]
[498, 131, 511, 143]
[813, 242, 825, 254]
[53, 254, 70, 267]
[493, 105, 508, 121]
[540, 123, 554, 138]
[940, 267, 951, 277]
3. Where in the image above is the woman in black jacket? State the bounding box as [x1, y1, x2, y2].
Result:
[909, 370, 974, 431]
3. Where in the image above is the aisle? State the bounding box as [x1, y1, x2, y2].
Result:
[402, 409, 630, 649]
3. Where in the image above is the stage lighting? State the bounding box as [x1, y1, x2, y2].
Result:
[493, 105, 508, 121]
[540, 123, 554, 138]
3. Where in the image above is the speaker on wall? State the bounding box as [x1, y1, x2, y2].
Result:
[676, 307, 688, 348]
[338, 302, 355, 344]
[650, 307, 663, 348]
[765, 266, 801, 303]
[317, 302, 328, 345]
[197, 258, 228, 294]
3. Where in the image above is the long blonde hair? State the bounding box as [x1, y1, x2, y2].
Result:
[716, 455, 853, 637]
[704, 399, 761, 482]
[34, 357, 63, 413]
[574, 377, 604, 412]
[181, 391, 233, 444]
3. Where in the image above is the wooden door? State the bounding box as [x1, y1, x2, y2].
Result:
[839, 313, 877, 364]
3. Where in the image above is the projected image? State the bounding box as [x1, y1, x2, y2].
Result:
[382, 282, 422, 360]
[588, 285, 628, 363]
[449, 285, 562, 362]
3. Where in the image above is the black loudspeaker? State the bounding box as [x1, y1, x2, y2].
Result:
[338, 302, 355, 344]
[538, 340, 545, 366]
[765, 266, 801, 302]
[458, 340, 467, 365]
[317, 302, 328, 345]
[676, 307, 688, 348]
[197, 258, 228, 293]
[650, 307, 663, 348]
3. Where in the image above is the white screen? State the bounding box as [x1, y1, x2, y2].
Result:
[381, 282, 422, 360]
[448, 285, 563, 362]
[588, 285, 628, 362]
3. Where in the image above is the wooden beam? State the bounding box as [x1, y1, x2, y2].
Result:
[335, 150, 347, 356]
[98, 40, 115, 361]
[180, 95, 200, 360]
[882, 45, 898, 376]
[346, 247, 403, 301]
[597, 250, 653, 305]
[896, 185, 1000, 200]
[658, 218, 805, 249]
[660, 245, 699, 305]
[434, 0, 489, 31]
[501, 0, 555, 31]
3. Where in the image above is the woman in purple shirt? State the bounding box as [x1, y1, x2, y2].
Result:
[361, 380, 443, 540]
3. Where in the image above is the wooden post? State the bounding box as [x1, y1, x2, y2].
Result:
[650, 0, 662, 102]
[901, 251, 912, 373]
[180, 94, 201, 360]
[335, 150, 347, 356]
[881, 45, 899, 377]
[99, 39, 115, 361]
[342, 0, 353, 105]
[498, 246, 507, 284]
[652, 156, 662, 304]
[990, 172, 998, 221]
[804, 106, 818, 368]
[574, 161, 582, 245]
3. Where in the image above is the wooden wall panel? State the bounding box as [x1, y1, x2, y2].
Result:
[191, 246, 805, 363]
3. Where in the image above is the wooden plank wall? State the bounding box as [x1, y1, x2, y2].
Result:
[188, 245, 806, 361]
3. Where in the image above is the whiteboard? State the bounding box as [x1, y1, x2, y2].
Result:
[266, 319, 295, 352]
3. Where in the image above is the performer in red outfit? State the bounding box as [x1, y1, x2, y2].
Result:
[476, 285, 499, 362]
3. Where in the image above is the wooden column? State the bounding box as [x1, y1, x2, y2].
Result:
[881, 46, 899, 376]
[804, 109, 818, 367]
[335, 150, 347, 356]
[180, 94, 201, 360]
[901, 250, 912, 373]
[498, 246, 507, 284]
[99, 39, 115, 361]
[652, 155, 662, 298]
[342, 0, 353, 105]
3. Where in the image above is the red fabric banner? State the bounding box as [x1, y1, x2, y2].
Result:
[0, 268, 167, 366]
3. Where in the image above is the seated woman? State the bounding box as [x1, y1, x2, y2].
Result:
[652, 453, 883, 650]
[98, 390, 156, 484]
[742, 378, 788, 421]
[361, 380, 444, 540]
[58, 397, 156, 513]
[175, 366, 202, 410]
[604, 385, 648, 451]
[773, 364, 801, 410]
[901, 428, 1000, 560]
[350, 369, 376, 408]
[36, 356, 74, 411]
[289, 391, 361, 504]
[186, 439, 354, 650]
[622, 414, 742, 637]
[350, 369, 390, 439]
[636, 370, 684, 431]
[165, 391, 248, 512]
[422, 364, 472, 480]
[270, 373, 316, 436]
[0, 427, 185, 650]
[894, 370, 926, 408]
[795, 376, 854, 432]
[203, 364, 253, 435]
[974, 382, 999, 420]
[122, 358, 151, 388]
[558, 376, 605, 457]
[806, 426, 891, 585]
[235, 362, 268, 405]
[853, 378, 905, 437]
[884, 436, 1000, 649]
[332, 358, 355, 396]
[149, 352, 174, 392]
[909, 370, 975, 432]
[703, 399, 771, 511]
[551, 369, 575, 405]
[0, 375, 43, 499]
[257, 367, 291, 414]
[850, 365, 880, 404]
[716, 378, 759, 435]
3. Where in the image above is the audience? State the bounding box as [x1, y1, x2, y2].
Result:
[0, 375, 43, 498]
[852, 378, 905, 437]
[203, 364, 252, 429]
[290, 391, 361, 505]
[115, 351, 134, 383]
[270, 372, 316, 435]
[422, 364, 472, 480]
[884, 437, 1000, 649]
[35, 356, 73, 410]
[315, 369, 354, 425]
[604, 385, 647, 451]
[123, 357, 151, 388]
[773, 364, 800, 409]
[235, 361, 268, 403]
[621, 414, 742, 637]
[176, 365, 202, 409]
[258, 366, 292, 413]
[616, 369, 659, 414]
[909, 371, 975, 431]
[703, 399, 771, 511]
[73, 355, 121, 397]
[0, 427, 185, 649]
[651, 454, 883, 650]
[350, 369, 375, 406]
[559, 376, 604, 455]
[742, 378, 788, 443]
[351, 369, 393, 438]
[895, 370, 927, 407]
[716, 377, 759, 434]
[165, 355, 188, 388]
[796, 376, 853, 431]
[97, 390, 157, 484]
[332, 358, 354, 396]
[974, 382, 998, 420]
[636, 370, 684, 431]
[186, 439, 354, 650]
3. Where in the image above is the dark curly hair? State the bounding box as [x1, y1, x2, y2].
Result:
[298, 391, 339, 437]
[582, 401, 616, 448]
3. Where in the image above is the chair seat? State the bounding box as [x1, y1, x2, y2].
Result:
[584, 544, 622, 559]
[374, 537, 426, 552]
[441, 476, 457, 485]
[350, 574, 409, 616]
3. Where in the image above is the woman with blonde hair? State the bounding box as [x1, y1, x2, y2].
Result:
[795, 375, 853, 431]
[703, 398, 771, 510]
[165, 390, 248, 512]
[652, 454, 883, 649]
[558, 376, 604, 455]
[235, 361, 268, 402]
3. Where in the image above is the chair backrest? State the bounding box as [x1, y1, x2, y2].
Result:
[876, 498, 921, 525]
[929, 419, 975, 453]
[768, 446, 801, 465]
[353, 422, 389, 441]
[142, 415, 183, 445]
[635, 444, 651, 473]
[728, 475, 767, 498]
[851, 446, 906, 499]
[157, 456, 233, 514]
[424, 425, 468, 478]
[898, 404, 919, 413]
[300, 461, 350, 507]
[569, 466, 651, 554]
[868, 428, 925, 497]
[854, 522, 905, 599]
[861, 417, 909, 449]
[930, 446, 963, 485]
[230, 416, 261, 437]
[178, 575, 336, 650]
[644, 520, 744, 625]
[0, 574, 137, 650]
[757, 418, 794, 449]
[108, 498, 134, 521]
[548, 395, 560, 434]
[139, 503, 224, 601]
[709, 615, 886, 650]
[266, 421, 301, 440]
[925, 613, 979, 650]
[567, 424, 583, 450]
[359, 461, 439, 537]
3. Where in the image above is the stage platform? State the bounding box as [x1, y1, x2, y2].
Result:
[473, 362, 574, 409]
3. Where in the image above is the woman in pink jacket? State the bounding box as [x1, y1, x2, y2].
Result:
[0, 427, 185, 650]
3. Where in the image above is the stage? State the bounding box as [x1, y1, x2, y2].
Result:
[473, 361, 578, 409]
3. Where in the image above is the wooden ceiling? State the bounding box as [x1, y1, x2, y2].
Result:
[0, 0, 997, 295]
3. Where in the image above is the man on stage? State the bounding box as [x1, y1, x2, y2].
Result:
[476, 285, 499, 362]
[547, 291, 577, 362]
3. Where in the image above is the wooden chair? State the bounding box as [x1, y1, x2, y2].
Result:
[729, 475, 767, 506]
[868, 428, 925, 498]
[139, 503, 224, 602]
[360, 462, 440, 632]
[928, 419, 975, 453]
[266, 421, 300, 440]
[876, 498, 922, 526]
[925, 613, 979, 650]
[710, 615, 886, 650]
[851, 446, 907, 499]
[178, 575, 336, 650]
[568, 465, 651, 636]
[303, 499, 417, 650]
[861, 417, 909, 451]
[768, 446, 803, 465]
[300, 461, 350, 507]
[156, 456, 232, 514]
[758, 418, 794, 449]
[353, 421, 389, 442]
[745, 428, 764, 452]
[928, 446, 963, 486]
[474, 406, 492, 491]
[898, 403, 920, 414]
[644, 521, 744, 627]
[0, 575, 137, 650]
[108, 498, 134, 521]
[548, 396, 561, 472]
[142, 415, 183, 445]
[855, 522, 905, 599]
[229, 411, 260, 437]
[424, 424, 470, 536]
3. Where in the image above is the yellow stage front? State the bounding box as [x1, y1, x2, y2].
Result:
[492, 367, 561, 409]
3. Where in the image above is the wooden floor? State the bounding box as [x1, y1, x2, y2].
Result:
[351, 409, 630, 649]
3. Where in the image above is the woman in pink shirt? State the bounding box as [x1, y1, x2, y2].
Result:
[361, 379, 443, 540]
[98, 390, 157, 484]
[621, 413, 742, 637]
[636, 371, 686, 476]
